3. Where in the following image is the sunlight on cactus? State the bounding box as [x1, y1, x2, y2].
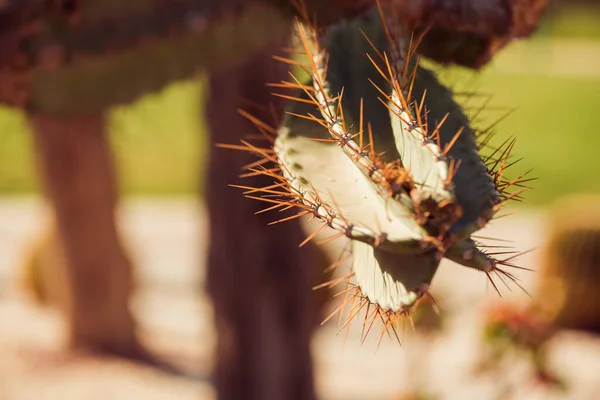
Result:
[221, 1, 533, 344]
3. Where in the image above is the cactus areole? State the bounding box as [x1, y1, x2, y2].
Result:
[0, 0, 545, 343]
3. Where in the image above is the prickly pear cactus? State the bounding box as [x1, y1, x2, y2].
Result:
[227, 5, 531, 341]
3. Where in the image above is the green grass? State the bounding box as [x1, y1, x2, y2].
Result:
[0, 79, 206, 195]
[110, 79, 206, 195]
[434, 68, 600, 206]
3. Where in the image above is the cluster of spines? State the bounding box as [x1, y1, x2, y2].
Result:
[286, 10, 469, 250]
[282, 21, 406, 205]
[308, 242, 423, 348]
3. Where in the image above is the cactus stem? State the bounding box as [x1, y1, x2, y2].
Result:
[219, 0, 532, 346]
[307, 239, 441, 345]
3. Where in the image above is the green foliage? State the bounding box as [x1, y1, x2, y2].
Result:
[268, 11, 507, 312]
[0, 108, 37, 192]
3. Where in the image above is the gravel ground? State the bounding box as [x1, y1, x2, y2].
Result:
[0, 196, 599, 400]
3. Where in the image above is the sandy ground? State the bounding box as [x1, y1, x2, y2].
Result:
[1, 196, 599, 400]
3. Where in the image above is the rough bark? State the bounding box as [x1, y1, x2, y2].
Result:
[27, 112, 145, 359]
[204, 23, 320, 400]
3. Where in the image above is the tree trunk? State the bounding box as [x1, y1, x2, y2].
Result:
[204, 24, 320, 400]
[27, 113, 144, 358]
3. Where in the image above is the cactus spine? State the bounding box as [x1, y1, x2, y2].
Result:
[536, 195, 600, 333]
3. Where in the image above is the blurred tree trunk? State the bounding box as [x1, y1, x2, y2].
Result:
[28, 113, 146, 359]
[204, 22, 320, 400]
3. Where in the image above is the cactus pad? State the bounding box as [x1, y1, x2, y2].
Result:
[225, 4, 532, 342]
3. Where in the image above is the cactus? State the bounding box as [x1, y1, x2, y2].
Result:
[226, 5, 532, 342]
[536, 194, 600, 333]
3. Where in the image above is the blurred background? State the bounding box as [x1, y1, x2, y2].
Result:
[1, 1, 600, 399]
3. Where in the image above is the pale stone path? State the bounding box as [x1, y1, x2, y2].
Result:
[0, 197, 599, 400]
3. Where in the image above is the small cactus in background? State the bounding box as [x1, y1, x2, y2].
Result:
[535, 194, 600, 334]
[225, 2, 533, 343]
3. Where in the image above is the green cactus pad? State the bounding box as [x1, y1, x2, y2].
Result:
[352, 240, 439, 310]
[314, 10, 459, 231]
[276, 98, 428, 253]
[320, 8, 401, 162]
